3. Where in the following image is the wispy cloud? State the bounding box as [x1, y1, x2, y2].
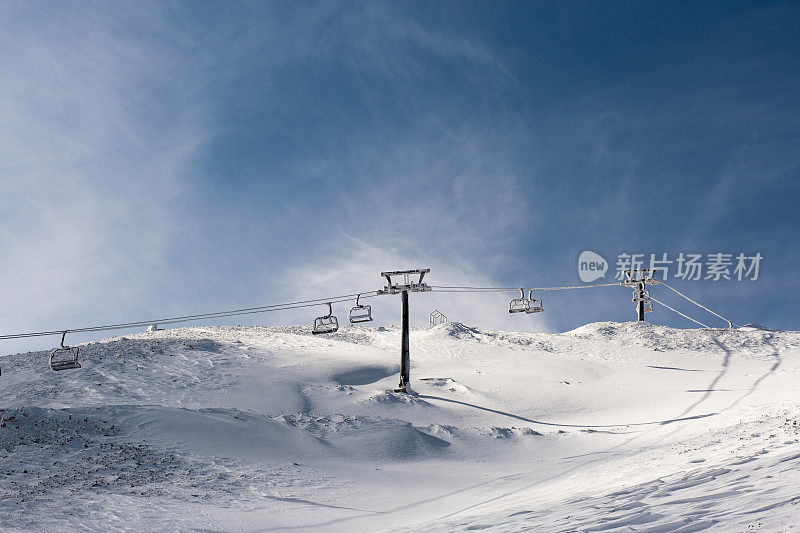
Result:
[0, 2, 210, 353]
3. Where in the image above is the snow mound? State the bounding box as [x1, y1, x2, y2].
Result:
[428, 321, 484, 341]
[362, 390, 433, 407]
[279, 414, 450, 460]
[740, 323, 773, 331]
[564, 321, 800, 354]
[424, 322, 555, 351]
[113, 406, 325, 460]
[419, 377, 472, 395]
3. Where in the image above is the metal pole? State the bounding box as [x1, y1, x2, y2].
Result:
[637, 281, 645, 322]
[399, 290, 410, 391]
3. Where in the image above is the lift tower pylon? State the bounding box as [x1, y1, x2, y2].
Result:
[377, 269, 431, 392]
[620, 268, 658, 322]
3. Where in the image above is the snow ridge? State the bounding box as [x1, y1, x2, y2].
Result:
[1, 322, 799, 531]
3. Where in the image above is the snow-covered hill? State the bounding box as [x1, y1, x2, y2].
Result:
[1, 322, 799, 531]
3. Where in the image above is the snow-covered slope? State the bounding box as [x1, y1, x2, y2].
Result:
[1, 322, 799, 531]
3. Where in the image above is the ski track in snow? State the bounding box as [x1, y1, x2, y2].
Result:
[0, 322, 799, 531]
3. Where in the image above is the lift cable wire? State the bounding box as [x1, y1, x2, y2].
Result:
[429, 282, 620, 292]
[0, 278, 736, 343]
[0, 291, 381, 341]
[657, 281, 736, 328]
[650, 297, 711, 329]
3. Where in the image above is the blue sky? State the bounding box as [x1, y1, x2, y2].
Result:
[1, 1, 799, 354]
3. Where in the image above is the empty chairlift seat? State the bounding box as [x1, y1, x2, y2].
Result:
[632, 289, 653, 313]
[313, 302, 339, 334]
[348, 294, 373, 324]
[526, 290, 543, 313]
[632, 289, 650, 302]
[508, 289, 530, 313]
[429, 310, 447, 327]
[50, 332, 81, 371]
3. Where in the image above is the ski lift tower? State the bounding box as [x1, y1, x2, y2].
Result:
[620, 268, 658, 321]
[377, 269, 431, 392]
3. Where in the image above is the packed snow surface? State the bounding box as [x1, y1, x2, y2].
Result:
[1, 321, 800, 531]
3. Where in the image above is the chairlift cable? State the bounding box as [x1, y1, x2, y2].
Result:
[650, 297, 711, 329]
[430, 282, 619, 292]
[0, 291, 381, 341]
[0, 277, 734, 343]
[538, 282, 620, 291]
[657, 281, 736, 327]
[429, 286, 523, 292]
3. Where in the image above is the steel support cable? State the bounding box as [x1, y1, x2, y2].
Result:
[430, 282, 620, 292]
[657, 281, 736, 327]
[538, 282, 620, 291]
[67, 296, 365, 334]
[0, 278, 735, 341]
[650, 297, 711, 329]
[0, 291, 381, 341]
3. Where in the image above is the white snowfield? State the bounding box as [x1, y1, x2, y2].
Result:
[1, 321, 799, 531]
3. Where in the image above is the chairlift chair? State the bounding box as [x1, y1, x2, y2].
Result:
[429, 310, 447, 327]
[50, 332, 81, 371]
[632, 289, 653, 313]
[526, 290, 543, 313]
[632, 289, 651, 303]
[348, 294, 373, 324]
[312, 302, 339, 334]
[508, 289, 529, 313]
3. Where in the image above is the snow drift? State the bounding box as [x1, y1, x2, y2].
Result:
[1, 322, 799, 531]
